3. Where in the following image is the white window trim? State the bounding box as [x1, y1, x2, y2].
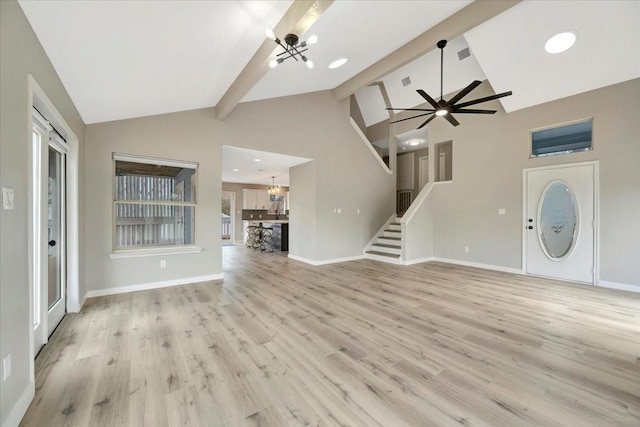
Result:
[113, 152, 198, 169]
[111, 154, 199, 253]
[108, 245, 203, 259]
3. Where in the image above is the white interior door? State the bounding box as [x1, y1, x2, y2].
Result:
[525, 163, 596, 284]
[439, 152, 446, 181]
[418, 156, 429, 189]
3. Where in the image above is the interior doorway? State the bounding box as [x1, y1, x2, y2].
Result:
[523, 162, 597, 284]
[418, 155, 429, 189]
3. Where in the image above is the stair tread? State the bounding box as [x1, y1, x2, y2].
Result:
[379, 236, 401, 241]
[372, 243, 401, 249]
[383, 229, 401, 233]
[365, 250, 400, 259]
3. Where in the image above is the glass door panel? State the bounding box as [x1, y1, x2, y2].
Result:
[47, 146, 65, 335]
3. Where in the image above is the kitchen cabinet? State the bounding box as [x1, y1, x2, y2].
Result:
[242, 189, 270, 209]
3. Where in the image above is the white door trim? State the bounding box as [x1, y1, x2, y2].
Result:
[27, 75, 81, 386]
[522, 160, 599, 285]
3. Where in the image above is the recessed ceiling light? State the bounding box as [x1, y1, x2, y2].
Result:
[402, 147, 407, 150]
[254, 158, 261, 162]
[544, 31, 577, 54]
[232, 168, 238, 172]
[409, 140, 420, 146]
[328, 58, 348, 69]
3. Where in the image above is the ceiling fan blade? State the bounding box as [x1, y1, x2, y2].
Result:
[416, 89, 440, 109]
[389, 112, 434, 125]
[446, 80, 482, 106]
[385, 108, 435, 112]
[417, 115, 437, 129]
[452, 109, 497, 114]
[443, 113, 460, 127]
[454, 91, 513, 109]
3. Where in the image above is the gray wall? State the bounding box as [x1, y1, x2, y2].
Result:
[84, 90, 395, 292]
[0, 1, 86, 424]
[222, 182, 289, 243]
[394, 78, 640, 286]
[85, 110, 221, 291]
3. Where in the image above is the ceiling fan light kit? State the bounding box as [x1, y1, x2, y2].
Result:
[387, 39, 513, 129]
[266, 29, 317, 69]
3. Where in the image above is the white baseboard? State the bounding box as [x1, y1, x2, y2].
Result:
[432, 257, 523, 275]
[288, 254, 364, 266]
[2, 382, 34, 427]
[85, 273, 224, 298]
[403, 257, 435, 266]
[598, 280, 640, 294]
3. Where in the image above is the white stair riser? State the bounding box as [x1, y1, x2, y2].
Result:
[364, 253, 402, 265]
[371, 245, 401, 255]
[383, 230, 402, 238]
[388, 224, 401, 231]
[378, 237, 401, 245]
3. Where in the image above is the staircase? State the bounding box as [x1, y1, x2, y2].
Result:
[364, 216, 403, 264]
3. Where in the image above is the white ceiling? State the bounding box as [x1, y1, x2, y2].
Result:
[18, 0, 293, 124]
[222, 146, 311, 186]
[464, 0, 640, 113]
[354, 1, 640, 128]
[372, 128, 428, 157]
[18, 1, 640, 128]
[242, 0, 472, 102]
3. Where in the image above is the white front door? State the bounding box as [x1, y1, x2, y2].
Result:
[524, 162, 596, 284]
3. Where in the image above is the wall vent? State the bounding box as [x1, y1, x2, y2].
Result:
[401, 76, 411, 87]
[457, 47, 471, 61]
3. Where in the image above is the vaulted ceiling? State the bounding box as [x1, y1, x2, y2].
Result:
[19, 0, 640, 128]
[19, 0, 639, 186]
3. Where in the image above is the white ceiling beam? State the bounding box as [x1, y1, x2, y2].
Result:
[332, 0, 522, 102]
[215, 0, 334, 121]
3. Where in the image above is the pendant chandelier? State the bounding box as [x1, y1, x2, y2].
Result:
[265, 29, 317, 69]
[268, 176, 281, 195]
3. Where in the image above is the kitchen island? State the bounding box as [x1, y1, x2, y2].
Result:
[246, 221, 288, 252]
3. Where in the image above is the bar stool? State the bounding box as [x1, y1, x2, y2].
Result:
[260, 227, 274, 252]
[246, 225, 260, 249]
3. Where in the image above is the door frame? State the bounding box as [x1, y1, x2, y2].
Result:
[28, 76, 80, 381]
[521, 160, 599, 284]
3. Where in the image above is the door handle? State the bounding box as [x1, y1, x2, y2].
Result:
[48, 240, 56, 247]
[527, 226, 533, 230]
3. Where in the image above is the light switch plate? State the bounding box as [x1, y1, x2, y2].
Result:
[2, 187, 15, 210]
[498, 208, 506, 215]
[2, 354, 11, 381]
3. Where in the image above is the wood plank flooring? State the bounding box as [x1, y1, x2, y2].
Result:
[22, 246, 640, 426]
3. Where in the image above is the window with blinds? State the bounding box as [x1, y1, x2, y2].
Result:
[113, 154, 197, 249]
[531, 119, 593, 157]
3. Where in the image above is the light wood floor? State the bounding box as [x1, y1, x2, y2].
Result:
[22, 246, 640, 426]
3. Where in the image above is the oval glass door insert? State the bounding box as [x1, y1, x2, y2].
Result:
[538, 181, 579, 260]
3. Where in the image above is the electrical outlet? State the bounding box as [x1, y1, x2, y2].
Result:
[498, 208, 506, 215]
[337, 208, 342, 214]
[333, 208, 337, 214]
[3, 354, 11, 381]
[464, 246, 470, 253]
[356, 208, 360, 215]
[160, 260, 166, 268]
